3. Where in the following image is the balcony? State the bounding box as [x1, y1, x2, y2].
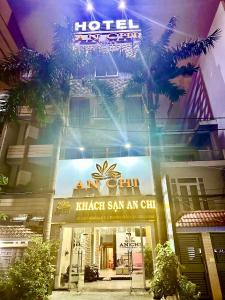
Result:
[18, 105, 55, 120]
[7, 144, 54, 164]
[163, 149, 225, 162]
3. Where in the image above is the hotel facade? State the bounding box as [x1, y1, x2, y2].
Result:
[0, 1, 225, 299]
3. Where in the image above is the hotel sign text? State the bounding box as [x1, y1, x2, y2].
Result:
[76, 199, 155, 212]
[74, 19, 141, 45]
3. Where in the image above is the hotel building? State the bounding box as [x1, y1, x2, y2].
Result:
[0, 1, 225, 299]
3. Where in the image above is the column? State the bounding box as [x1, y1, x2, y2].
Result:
[201, 232, 222, 300]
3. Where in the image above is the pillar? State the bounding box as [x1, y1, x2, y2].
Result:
[201, 232, 222, 300]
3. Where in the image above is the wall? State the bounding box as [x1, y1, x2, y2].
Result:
[199, 1, 225, 146]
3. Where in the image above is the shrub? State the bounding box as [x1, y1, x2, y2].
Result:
[178, 275, 200, 300]
[150, 242, 200, 300]
[0, 238, 58, 300]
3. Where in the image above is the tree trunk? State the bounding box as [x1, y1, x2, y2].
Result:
[148, 91, 167, 244]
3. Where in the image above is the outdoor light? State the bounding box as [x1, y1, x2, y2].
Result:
[86, 1, 94, 12]
[79, 147, 85, 151]
[124, 143, 131, 149]
[118, 0, 126, 10]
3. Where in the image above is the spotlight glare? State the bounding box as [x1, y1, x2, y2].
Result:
[79, 147, 85, 151]
[86, 2, 94, 12]
[118, 0, 126, 10]
[124, 143, 131, 149]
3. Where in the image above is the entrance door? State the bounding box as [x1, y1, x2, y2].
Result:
[101, 244, 113, 269]
[211, 233, 225, 299]
[56, 224, 155, 291]
[177, 233, 211, 299]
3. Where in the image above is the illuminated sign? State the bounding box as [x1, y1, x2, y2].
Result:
[54, 195, 156, 222]
[74, 20, 139, 32]
[75, 198, 155, 212]
[55, 157, 155, 198]
[91, 160, 121, 180]
[74, 19, 141, 45]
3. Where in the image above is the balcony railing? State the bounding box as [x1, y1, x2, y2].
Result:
[162, 149, 225, 162]
[7, 144, 53, 163]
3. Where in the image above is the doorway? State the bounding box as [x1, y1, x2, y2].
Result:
[55, 223, 155, 291]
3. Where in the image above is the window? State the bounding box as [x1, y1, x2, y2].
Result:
[171, 177, 207, 213]
[95, 54, 118, 78]
[125, 97, 143, 123]
[70, 98, 90, 126]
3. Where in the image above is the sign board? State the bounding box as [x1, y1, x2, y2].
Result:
[74, 19, 141, 45]
[55, 156, 154, 198]
[53, 195, 156, 223]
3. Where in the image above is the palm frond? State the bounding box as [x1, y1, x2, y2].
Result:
[160, 63, 199, 80]
[171, 29, 221, 62]
[153, 80, 186, 102]
[157, 16, 177, 48]
[0, 48, 46, 85]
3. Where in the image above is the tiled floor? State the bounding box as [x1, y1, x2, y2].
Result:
[50, 291, 152, 300]
[84, 268, 147, 291]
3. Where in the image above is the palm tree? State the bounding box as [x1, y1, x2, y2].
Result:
[116, 17, 220, 243]
[0, 21, 90, 240]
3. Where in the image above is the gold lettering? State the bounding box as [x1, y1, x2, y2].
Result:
[106, 179, 117, 188]
[132, 200, 138, 209]
[113, 201, 119, 212]
[89, 201, 94, 210]
[146, 200, 155, 209]
[140, 200, 146, 209]
[133, 179, 139, 187]
[87, 180, 99, 189]
[99, 202, 105, 210]
[108, 201, 113, 210]
[118, 200, 124, 209]
[75, 181, 85, 189]
[119, 179, 132, 188]
[127, 201, 133, 209]
[76, 202, 82, 210]
[94, 202, 99, 210]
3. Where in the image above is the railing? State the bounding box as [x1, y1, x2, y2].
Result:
[162, 149, 225, 162]
[7, 144, 53, 161]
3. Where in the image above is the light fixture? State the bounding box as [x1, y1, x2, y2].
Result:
[79, 147, 85, 151]
[124, 143, 131, 149]
[118, 0, 126, 10]
[86, 1, 94, 12]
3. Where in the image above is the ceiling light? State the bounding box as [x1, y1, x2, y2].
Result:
[79, 147, 85, 151]
[118, 0, 126, 10]
[86, 2, 94, 12]
[124, 143, 131, 149]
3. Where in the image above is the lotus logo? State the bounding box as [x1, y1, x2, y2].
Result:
[56, 200, 71, 213]
[91, 161, 121, 180]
